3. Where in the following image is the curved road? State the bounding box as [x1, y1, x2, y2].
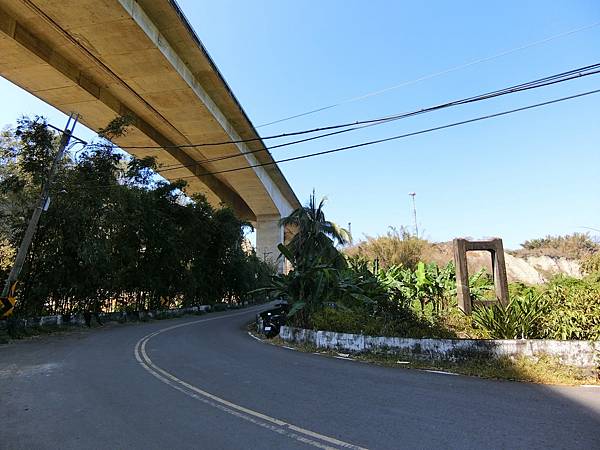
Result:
[1, 306, 599, 449]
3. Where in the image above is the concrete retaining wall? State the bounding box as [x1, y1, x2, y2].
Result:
[279, 326, 600, 369]
[0, 305, 212, 332]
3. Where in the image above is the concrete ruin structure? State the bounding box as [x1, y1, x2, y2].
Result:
[0, 0, 300, 272]
[452, 238, 509, 314]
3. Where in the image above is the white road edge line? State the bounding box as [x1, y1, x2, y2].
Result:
[423, 369, 459, 376]
[253, 332, 598, 389]
[247, 331, 262, 342]
[134, 308, 368, 450]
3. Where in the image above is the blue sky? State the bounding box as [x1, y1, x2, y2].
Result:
[1, 0, 599, 249]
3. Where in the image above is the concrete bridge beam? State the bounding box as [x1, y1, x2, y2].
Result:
[0, 0, 300, 227]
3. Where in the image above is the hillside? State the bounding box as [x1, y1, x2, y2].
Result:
[422, 242, 581, 284]
[346, 231, 595, 285]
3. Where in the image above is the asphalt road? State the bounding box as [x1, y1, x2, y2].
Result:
[1, 305, 599, 450]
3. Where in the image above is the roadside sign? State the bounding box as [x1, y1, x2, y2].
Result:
[0, 281, 17, 318]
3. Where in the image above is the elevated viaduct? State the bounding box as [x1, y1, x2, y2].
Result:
[0, 0, 299, 271]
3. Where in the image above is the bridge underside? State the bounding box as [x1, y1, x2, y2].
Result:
[0, 0, 299, 270]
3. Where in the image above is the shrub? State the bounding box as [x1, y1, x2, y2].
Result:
[472, 276, 600, 340]
[271, 196, 600, 341]
[311, 306, 456, 338]
[471, 292, 546, 339]
[539, 276, 600, 340]
[514, 233, 599, 259]
[311, 308, 365, 334]
[345, 227, 427, 270]
[581, 253, 600, 275]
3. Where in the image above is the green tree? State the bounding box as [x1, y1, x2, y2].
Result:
[280, 190, 350, 270]
[0, 116, 271, 317]
[261, 192, 351, 326]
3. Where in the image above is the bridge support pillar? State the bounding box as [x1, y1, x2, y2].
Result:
[256, 215, 285, 273]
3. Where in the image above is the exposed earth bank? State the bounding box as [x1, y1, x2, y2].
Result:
[425, 243, 581, 284]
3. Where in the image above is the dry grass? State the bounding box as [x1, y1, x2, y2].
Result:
[345, 236, 499, 280]
[345, 227, 428, 270]
[347, 231, 597, 270]
[510, 233, 599, 260]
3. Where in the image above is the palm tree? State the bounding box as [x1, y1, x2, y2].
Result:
[279, 191, 351, 268]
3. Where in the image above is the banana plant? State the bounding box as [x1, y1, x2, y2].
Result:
[414, 262, 428, 311]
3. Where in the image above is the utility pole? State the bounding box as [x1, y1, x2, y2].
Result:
[0, 113, 79, 317]
[409, 192, 418, 238]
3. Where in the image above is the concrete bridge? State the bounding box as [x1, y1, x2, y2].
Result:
[0, 0, 299, 270]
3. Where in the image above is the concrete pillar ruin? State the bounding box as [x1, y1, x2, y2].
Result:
[453, 238, 509, 314]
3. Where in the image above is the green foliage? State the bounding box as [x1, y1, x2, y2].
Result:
[269, 191, 499, 337]
[307, 260, 454, 338]
[0, 117, 272, 316]
[311, 305, 454, 338]
[468, 268, 494, 302]
[267, 197, 461, 337]
[274, 198, 600, 341]
[472, 293, 546, 339]
[0, 238, 15, 273]
[581, 252, 600, 275]
[0, 119, 55, 271]
[97, 114, 135, 140]
[266, 254, 341, 326]
[280, 190, 350, 270]
[263, 185, 600, 343]
[378, 262, 491, 315]
[539, 276, 600, 340]
[311, 307, 363, 333]
[263, 192, 351, 325]
[13, 117, 58, 187]
[472, 276, 600, 340]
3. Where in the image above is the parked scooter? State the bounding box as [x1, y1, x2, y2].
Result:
[256, 301, 288, 338]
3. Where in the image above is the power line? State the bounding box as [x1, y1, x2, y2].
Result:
[174, 88, 600, 179]
[255, 20, 600, 128]
[46, 123, 87, 145]
[51, 87, 600, 193]
[43, 65, 600, 181]
[154, 63, 600, 174]
[112, 62, 600, 155]
[156, 119, 387, 173]
[47, 62, 600, 165]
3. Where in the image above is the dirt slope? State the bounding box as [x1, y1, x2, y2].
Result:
[424, 243, 581, 284]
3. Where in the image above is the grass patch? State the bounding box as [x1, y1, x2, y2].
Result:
[359, 352, 598, 385]
[266, 336, 599, 386]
